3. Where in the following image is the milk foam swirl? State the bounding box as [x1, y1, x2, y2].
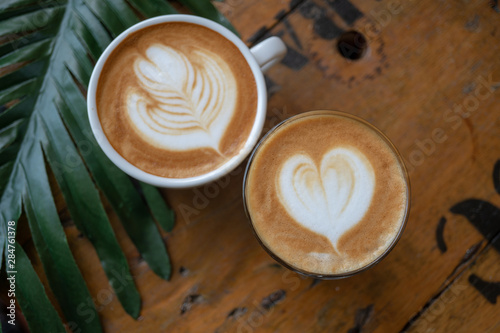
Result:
[277, 147, 375, 251]
[126, 44, 237, 152]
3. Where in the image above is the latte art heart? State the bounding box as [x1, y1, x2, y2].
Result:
[126, 44, 237, 153]
[277, 147, 376, 252]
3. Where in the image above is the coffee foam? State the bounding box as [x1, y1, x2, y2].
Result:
[277, 147, 376, 253]
[97, 23, 257, 178]
[128, 44, 237, 152]
[245, 113, 408, 275]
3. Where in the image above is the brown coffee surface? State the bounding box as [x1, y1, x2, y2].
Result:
[245, 112, 408, 275]
[97, 22, 257, 178]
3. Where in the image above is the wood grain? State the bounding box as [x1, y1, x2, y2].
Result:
[19, 0, 500, 332]
[406, 240, 500, 333]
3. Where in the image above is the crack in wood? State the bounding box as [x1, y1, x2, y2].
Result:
[180, 294, 204, 315]
[432, 159, 500, 308]
[347, 304, 374, 333]
[399, 238, 495, 332]
[490, 0, 499, 12]
[179, 266, 189, 277]
[444, 241, 484, 283]
[274, 9, 287, 21]
[227, 307, 247, 320]
[261, 290, 286, 310]
[246, 0, 307, 46]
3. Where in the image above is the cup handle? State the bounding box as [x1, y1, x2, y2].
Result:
[250, 36, 287, 73]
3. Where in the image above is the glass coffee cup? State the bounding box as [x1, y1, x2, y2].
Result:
[243, 110, 410, 279]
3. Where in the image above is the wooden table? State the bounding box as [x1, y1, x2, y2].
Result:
[29, 0, 500, 331]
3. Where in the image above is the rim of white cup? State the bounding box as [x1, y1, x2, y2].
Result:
[87, 14, 267, 188]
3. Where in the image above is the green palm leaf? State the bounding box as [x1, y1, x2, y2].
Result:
[15, 242, 66, 333]
[0, 0, 235, 331]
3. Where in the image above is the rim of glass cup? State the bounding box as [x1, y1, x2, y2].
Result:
[87, 14, 267, 188]
[242, 110, 411, 279]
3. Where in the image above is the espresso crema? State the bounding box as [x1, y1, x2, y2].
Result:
[244, 112, 409, 275]
[97, 22, 257, 178]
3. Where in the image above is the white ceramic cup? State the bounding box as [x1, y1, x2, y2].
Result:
[87, 14, 286, 188]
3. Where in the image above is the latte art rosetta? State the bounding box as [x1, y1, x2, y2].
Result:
[97, 22, 258, 178]
[277, 147, 375, 252]
[126, 44, 237, 152]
